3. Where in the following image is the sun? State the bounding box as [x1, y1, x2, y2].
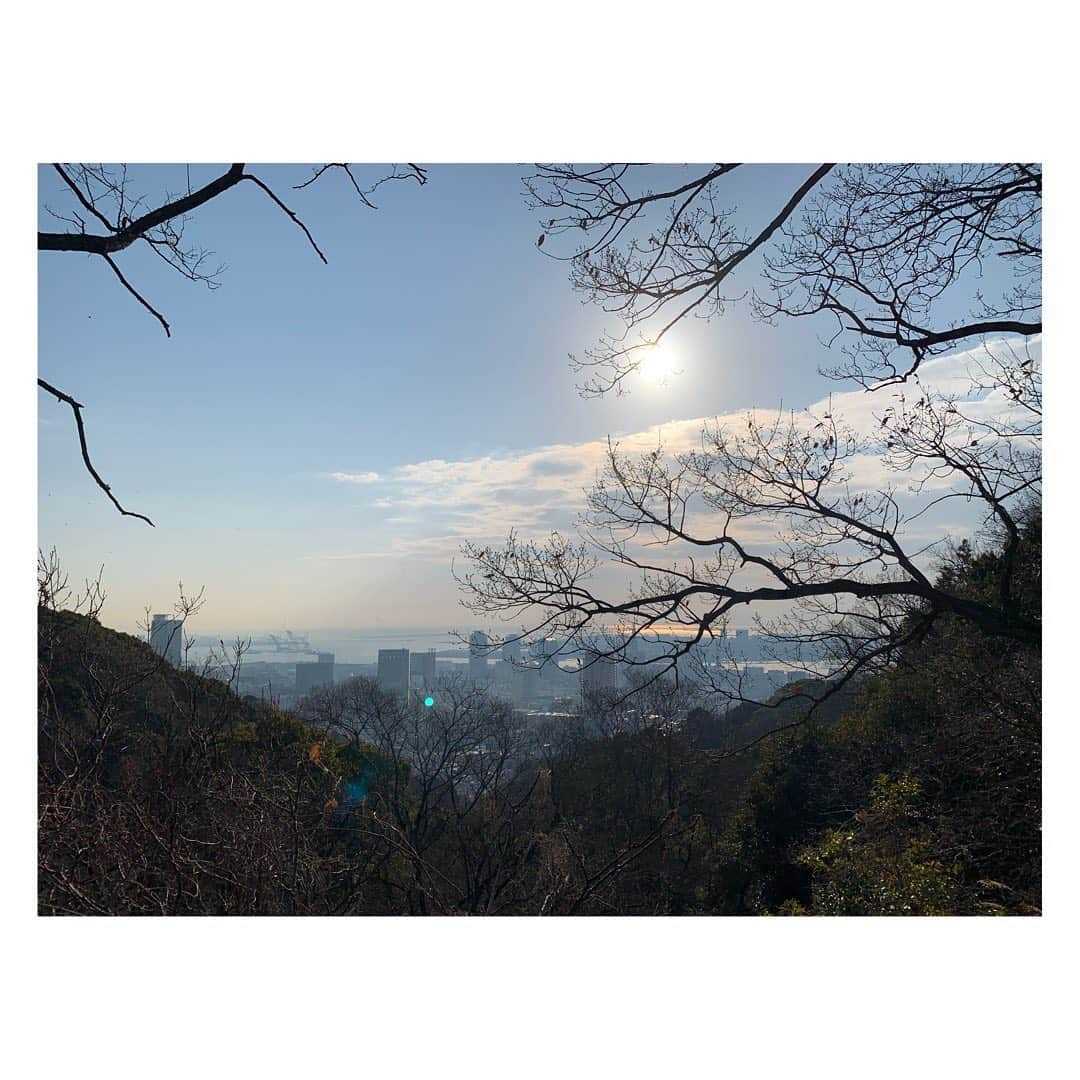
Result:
[638, 344, 679, 385]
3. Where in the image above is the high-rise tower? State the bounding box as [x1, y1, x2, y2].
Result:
[377, 649, 410, 700]
[150, 614, 183, 667]
[468, 631, 490, 684]
[296, 652, 335, 696]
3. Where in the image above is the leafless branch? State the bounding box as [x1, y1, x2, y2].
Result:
[240, 173, 328, 264]
[528, 163, 1040, 393]
[37, 378, 155, 526]
[101, 253, 171, 336]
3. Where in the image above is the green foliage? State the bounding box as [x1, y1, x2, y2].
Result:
[797, 776, 961, 915]
[704, 511, 1041, 916]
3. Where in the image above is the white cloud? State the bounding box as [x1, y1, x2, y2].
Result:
[330, 470, 380, 484]
[325, 338, 1039, 565]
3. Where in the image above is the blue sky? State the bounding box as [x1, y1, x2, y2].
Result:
[38, 164, 1003, 636]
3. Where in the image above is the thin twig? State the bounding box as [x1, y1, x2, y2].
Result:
[101, 254, 171, 336]
[37, 378, 155, 526]
[242, 173, 328, 264]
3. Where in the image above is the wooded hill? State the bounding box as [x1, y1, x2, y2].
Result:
[38, 512, 1040, 915]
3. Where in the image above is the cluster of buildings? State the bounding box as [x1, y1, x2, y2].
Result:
[146, 615, 813, 712]
[374, 637, 574, 708]
[374, 647, 438, 700]
[728, 665, 806, 701]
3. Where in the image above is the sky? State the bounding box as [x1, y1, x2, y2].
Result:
[38, 164, 1019, 639]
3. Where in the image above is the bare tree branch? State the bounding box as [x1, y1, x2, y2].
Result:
[101, 253, 171, 336]
[528, 163, 1040, 393]
[459, 340, 1041, 729]
[39, 164, 247, 255]
[39, 162, 430, 523]
[37, 378, 155, 526]
[292, 162, 429, 207]
[240, 173, 328, 264]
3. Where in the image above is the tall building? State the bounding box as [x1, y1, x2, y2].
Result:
[580, 658, 620, 701]
[535, 637, 562, 682]
[468, 631, 490, 684]
[537, 638, 560, 660]
[410, 648, 437, 689]
[742, 666, 768, 701]
[150, 614, 183, 667]
[508, 662, 541, 706]
[377, 649, 410, 700]
[296, 652, 335, 696]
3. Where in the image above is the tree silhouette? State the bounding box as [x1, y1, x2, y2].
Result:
[461, 164, 1041, 723]
[527, 162, 1040, 394]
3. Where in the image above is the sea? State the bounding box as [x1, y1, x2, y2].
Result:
[183, 627, 468, 666]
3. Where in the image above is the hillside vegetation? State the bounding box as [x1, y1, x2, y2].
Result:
[38, 513, 1040, 915]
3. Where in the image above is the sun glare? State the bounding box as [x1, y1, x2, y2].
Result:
[638, 344, 679, 385]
